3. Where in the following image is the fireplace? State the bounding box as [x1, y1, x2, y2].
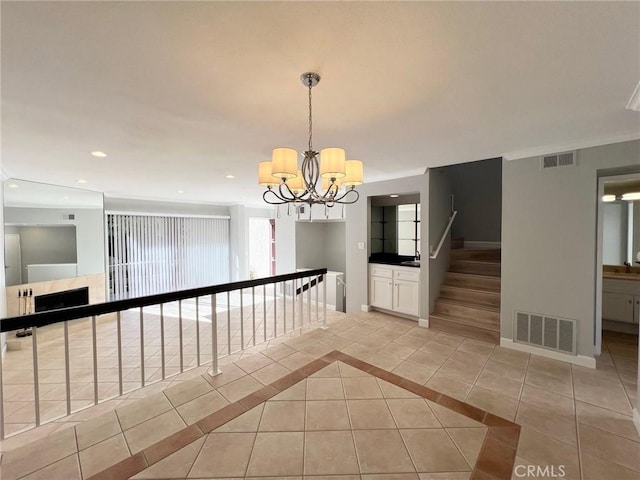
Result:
[34, 286, 90, 313]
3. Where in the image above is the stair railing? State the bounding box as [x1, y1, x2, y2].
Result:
[430, 194, 458, 259]
[0, 268, 328, 440]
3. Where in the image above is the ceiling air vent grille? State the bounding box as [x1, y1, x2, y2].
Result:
[540, 151, 576, 170]
[514, 311, 576, 355]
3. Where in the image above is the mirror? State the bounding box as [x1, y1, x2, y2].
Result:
[602, 177, 640, 266]
[370, 194, 420, 259]
[4, 179, 106, 316]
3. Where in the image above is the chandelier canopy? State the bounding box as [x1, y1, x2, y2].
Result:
[258, 72, 363, 207]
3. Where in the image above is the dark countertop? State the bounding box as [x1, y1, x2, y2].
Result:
[369, 255, 420, 268]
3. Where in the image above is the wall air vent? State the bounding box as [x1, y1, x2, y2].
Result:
[540, 151, 576, 170]
[514, 311, 576, 355]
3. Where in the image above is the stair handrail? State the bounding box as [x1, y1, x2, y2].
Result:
[429, 210, 458, 259]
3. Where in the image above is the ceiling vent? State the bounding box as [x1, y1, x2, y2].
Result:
[540, 151, 576, 170]
[515, 311, 576, 355]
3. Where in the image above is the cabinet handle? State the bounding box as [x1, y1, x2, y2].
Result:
[629, 300, 633, 304]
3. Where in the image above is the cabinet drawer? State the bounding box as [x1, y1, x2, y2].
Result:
[395, 269, 419, 282]
[370, 266, 393, 278]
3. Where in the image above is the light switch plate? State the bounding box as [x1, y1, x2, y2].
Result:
[358, 242, 366, 250]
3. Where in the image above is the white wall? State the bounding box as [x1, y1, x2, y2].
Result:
[428, 167, 452, 312]
[345, 174, 428, 317]
[501, 140, 640, 358]
[4, 207, 104, 276]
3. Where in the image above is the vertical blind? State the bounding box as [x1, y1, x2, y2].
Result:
[107, 213, 230, 299]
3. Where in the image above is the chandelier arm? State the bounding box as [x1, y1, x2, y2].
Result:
[263, 189, 292, 205]
[331, 188, 360, 205]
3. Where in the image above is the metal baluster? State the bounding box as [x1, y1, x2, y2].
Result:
[117, 312, 123, 395]
[32, 328, 40, 426]
[307, 276, 311, 326]
[263, 284, 267, 342]
[240, 289, 244, 349]
[226, 291, 231, 355]
[316, 275, 320, 321]
[0, 321, 5, 439]
[140, 307, 145, 387]
[209, 294, 221, 376]
[322, 274, 327, 329]
[273, 283, 278, 338]
[179, 300, 184, 373]
[252, 286, 256, 346]
[196, 297, 201, 366]
[64, 321, 71, 415]
[292, 279, 296, 331]
[160, 304, 166, 379]
[299, 277, 304, 327]
[92, 315, 98, 405]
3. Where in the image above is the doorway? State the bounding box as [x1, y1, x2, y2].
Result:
[248, 217, 275, 279]
[596, 173, 640, 355]
[4, 233, 22, 286]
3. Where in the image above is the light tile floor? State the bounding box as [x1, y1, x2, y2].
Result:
[0, 310, 638, 479]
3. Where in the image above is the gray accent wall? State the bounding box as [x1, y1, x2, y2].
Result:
[295, 221, 346, 275]
[428, 168, 452, 312]
[449, 158, 502, 242]
[16, 226, 77, 275]
[4, 207, 105, 276]
[501, 140, 640, 358]
[345, 174, 428, 317]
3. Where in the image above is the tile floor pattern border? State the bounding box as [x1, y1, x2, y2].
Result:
[83, 350, 520, 480]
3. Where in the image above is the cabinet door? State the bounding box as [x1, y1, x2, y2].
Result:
[370, 276, 393, 310]
[602, 292, 634, 323]
[393, 279, 419, 316]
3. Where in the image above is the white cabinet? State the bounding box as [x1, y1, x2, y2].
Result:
[602, 279, 640, 324]
[369, 264, 420, 317]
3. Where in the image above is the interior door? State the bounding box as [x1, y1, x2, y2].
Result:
[4, 233, 22, 286]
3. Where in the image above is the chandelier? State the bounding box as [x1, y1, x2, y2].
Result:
[258, 72, 363, 208]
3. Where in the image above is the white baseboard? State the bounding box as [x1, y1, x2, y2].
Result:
[633, 408, 640, 437]
[500, 338, 596, 369]
[418, 318, 429, 328]
[361, 305, 371, 312]
[464, 241, 502, 249]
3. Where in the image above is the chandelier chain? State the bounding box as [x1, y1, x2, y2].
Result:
[308, 76, 313, 152]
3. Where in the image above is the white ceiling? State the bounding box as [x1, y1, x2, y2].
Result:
[2, 2, 639, 206]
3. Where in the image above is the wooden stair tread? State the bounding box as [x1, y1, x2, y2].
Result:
[450, 259, 501, 265]
[442, 282, 500, 293]
[430, 313, 500, 332]
[435, 298, 500, 313]
[440, 285, 500, 296]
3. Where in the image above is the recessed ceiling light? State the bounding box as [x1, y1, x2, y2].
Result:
[63, 196, 69, 200]
[177, 190, 184, 194]
[76, 179, 87, 184]
[602, 194, 616, 202]
[225, 175, 235, 179]
[7, 183, 19, 189]
[91, 151, 107, 158]
[390, 194, 399, 198]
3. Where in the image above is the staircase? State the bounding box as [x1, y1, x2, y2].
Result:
[430, 248, 501, 344]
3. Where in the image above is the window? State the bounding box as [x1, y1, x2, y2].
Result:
[107, 214, 230, 299]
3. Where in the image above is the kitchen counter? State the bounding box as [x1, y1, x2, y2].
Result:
[369, 257, 420, 268]
[603, 265, 640, 282]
